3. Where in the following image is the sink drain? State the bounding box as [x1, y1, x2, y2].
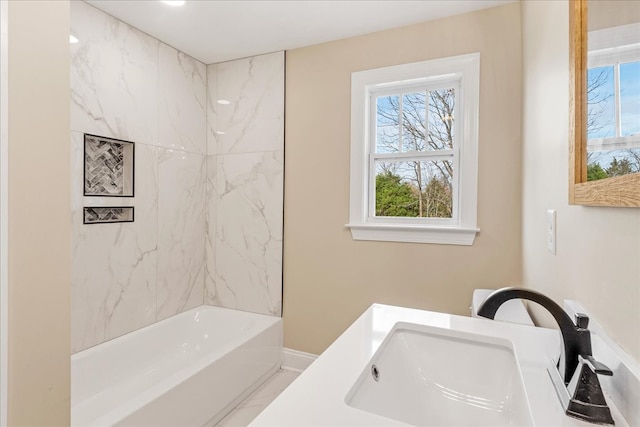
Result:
[371, 364, 380, 382]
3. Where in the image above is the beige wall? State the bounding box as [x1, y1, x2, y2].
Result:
[284, 3, 523, 354]
[7, 1, 71, 424]
[521, 0, 640, 360]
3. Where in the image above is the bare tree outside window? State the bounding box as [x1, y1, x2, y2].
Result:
[586, 61, 640, 181]
[375, 88, 455, 218]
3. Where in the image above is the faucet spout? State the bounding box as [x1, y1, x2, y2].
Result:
[476, 287, 591, 385]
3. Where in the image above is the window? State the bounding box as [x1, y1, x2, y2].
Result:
[347, 53, 480, 245]
[586, 23, 640, 181]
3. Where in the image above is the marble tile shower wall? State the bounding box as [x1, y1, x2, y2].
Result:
[70, 2, 207, 352]
[205, 52, 285, 317]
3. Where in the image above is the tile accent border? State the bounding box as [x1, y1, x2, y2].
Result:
[84, 133, 135, 197]
[281, 348, 318, 373]
[83, 206, 134, 224]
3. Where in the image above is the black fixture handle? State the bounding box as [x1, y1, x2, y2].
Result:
[575, 313, 589, 329]
[567, 355, 615, 425]
[581, 355, 613, 376]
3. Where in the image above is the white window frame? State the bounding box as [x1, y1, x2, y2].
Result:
[346, 53, 480, 245]
[587, 22, 640, 152]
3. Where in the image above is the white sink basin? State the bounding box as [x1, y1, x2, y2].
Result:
[345, 322, 534, 426]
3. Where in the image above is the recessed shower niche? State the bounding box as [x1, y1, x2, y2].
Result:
[83, 206, 135, 224]
[84, 133, 134, 197]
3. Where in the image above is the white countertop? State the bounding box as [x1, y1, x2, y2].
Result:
[250, 304, 629, 427]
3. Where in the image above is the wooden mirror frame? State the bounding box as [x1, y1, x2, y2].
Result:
[569, 0, 640, 207]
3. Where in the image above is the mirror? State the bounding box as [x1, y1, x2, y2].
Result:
[569, 0, 640, 206]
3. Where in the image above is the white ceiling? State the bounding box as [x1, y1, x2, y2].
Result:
[86, 0, 514, 64]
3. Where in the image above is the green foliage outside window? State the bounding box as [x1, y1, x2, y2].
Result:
[375, 171, 419, 217]
[375, 171, 452, 218]
[587, 163, 608, 181]
[588, 156, 639, 181]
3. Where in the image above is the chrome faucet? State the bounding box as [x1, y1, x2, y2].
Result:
[477, 287, 615, 425]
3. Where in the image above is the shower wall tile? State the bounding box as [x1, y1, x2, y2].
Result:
[158, 44, 207, 154]
[205, 151, 284, 316]
[215, 51, 285, 154]
[204, 155, 218, 304]
[156, 149, 206, 321]
[205, 52, 284, 317]
[206, 64, 219, 156]
[71, 5, 209, 352]
[71, 132, 159, 353]
[70, 1, 159, 145]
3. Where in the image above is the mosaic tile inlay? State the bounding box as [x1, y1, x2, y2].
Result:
[83, 206, 134, 224]
[84, 134, 134, 196]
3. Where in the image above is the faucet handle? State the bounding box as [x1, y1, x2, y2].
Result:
[566, 354, 615, 425]
[579, 355, 613, 376]
[575, 313, 589, 329]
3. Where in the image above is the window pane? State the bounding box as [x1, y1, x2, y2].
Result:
[376, 95, 399, 153]
[587, 66, 616, 139]
[375, 160, 453, 218]
[620, 62, 640, 137]
[402, 92, 426, 152]
[587, 148, 640, 181]
[428, 88, 456, 150]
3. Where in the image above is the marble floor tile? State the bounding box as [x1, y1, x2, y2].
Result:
[215, 370, 299, 427]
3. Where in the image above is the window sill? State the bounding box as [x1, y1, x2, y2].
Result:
[345, 223, 479, 245]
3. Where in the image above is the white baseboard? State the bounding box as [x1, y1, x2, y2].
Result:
[281, 348, 317, 373]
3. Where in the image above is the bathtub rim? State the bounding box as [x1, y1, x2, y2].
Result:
[71, 304, 280, 360]
[71, 304, 282, 426]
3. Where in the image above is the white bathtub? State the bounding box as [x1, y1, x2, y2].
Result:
[71, 305, 282, 426]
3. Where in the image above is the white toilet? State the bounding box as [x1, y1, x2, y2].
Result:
[471, 288, 535, 326]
